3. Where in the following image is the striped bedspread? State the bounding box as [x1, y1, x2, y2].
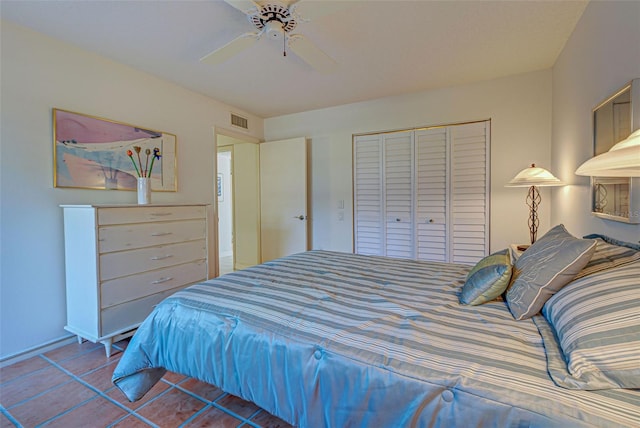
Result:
[113, 250, 640, 427]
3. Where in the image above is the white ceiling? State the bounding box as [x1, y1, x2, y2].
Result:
[1, 0, 588, 118]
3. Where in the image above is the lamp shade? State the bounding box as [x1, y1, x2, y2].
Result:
[575, 129, 640, 177]
[505, 164, 564, 187]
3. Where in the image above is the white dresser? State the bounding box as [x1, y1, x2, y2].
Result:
[61, 204, 214, 356]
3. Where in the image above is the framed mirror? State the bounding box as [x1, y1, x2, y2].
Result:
[591, 79, 640, 224]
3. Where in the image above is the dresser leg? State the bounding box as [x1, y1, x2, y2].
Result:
[101, 339, 113, 358]
[76, 335, 83, 344]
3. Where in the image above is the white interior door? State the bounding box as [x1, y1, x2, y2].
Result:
[260, 137, 308, 262]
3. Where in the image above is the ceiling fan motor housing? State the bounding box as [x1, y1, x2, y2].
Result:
[250, 2, 297, 40]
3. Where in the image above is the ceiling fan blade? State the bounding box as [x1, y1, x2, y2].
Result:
[223, 0, 261, 16]
[200, 33, 261, 65]
[288, 34, 337, 73]
[289, 0, 352, 22]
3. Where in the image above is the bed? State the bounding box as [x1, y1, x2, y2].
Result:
[112, 225, 640, 427]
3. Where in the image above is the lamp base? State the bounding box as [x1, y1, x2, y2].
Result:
[527, 185, 541, 244]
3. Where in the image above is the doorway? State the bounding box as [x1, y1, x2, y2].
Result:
[217, 148, 234, 275]
[215, 129, 261, 275]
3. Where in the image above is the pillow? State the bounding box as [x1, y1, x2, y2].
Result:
[539, 260, 640, 390]
[574, 236, 640, 280]
[505, 224, 597, 320]
[459, 249, 512, 305]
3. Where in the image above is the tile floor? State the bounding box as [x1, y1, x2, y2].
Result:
[0, 339, 293, 428]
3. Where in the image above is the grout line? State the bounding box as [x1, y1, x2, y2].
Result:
[5, 379, 76, 410]
[1, 404, 23, 427]
[35, 395, 102, 427]
[177, 403, 212, 427]
[171, 383, 254, 425]
[106, 411, 157, 428]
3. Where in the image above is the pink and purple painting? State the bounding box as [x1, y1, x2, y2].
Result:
[53, 109, 176, 191]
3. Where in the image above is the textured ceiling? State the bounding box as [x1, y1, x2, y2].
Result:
[1, 0, 588, 118]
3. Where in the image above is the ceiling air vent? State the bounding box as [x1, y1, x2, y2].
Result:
[230, 113, 249, 130]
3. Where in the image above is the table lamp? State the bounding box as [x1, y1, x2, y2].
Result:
[506, 164, 564, 246]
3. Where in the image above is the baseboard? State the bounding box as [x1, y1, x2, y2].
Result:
[0, 334, 76, 367]
[234, 262, 254, 270]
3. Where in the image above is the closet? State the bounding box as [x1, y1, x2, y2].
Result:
[353, 120, 490, 264]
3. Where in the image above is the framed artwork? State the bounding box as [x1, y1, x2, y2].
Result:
[53, 108, 177, 191]
[217, 173, 224, 202]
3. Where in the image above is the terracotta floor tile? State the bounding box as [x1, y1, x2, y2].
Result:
[1, 411, 14, 427]
[136, 387, 206, 427]
[0, 365, 72, 408]
[43, 340, 102, 362]
[0, 356, 49, 384]
[81, 360, 120, 391]
[110, 414, 156, 427]
[162, 371, 187, 384]
[58, 347, 121, 376]
[178, 378, 224, 402]
[251, 410, 294, 428]
[39, 395, 127, 428]
[107, 378, 171, 410]
[216, 394, 261, 418]
[182, 405, 242, 427]
[8, 379, 97, 427]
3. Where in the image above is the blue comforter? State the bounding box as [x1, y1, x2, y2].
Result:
[112, 251, 640, 427]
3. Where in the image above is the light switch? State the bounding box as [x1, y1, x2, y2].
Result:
[337, 200, 344, 209]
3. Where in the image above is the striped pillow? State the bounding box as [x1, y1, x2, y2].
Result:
[574, 236, 640, 280]
[541, 260, 640, 390]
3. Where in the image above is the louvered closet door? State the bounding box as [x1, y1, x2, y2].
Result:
[353, 135, 384, 256]
[384, 132, 414, 259]
[449, 122, 490, 264]
[415, 128, 447, 262]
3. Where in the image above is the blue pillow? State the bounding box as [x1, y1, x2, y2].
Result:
[460, 250, 512, 305]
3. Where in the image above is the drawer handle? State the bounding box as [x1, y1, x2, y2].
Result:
[151, 277, 174, 284]
[151, 232, 173, 236]
[150, 212, 173, 217]
[150, 254, 173, 260]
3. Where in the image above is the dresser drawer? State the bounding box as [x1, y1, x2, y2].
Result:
[98, 205, 205, 226]
[101, 261, 207, 309]
[99, 240, 206, 281]
[98, 219, 206, 253]
[100, 287, 180, 336]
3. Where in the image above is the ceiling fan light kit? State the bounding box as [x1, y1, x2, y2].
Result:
[201, 0, 337, 73]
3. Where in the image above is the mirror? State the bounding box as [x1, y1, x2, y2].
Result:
[591, 79, 640, 223]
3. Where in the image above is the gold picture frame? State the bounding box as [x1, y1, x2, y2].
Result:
[53, 108, 177, 191]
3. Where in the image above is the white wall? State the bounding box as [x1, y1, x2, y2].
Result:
[0, 21, 264, 360]
[264, 70, 554, 254]
[217, 151, 233, 257]
[551, 1, 640, 241]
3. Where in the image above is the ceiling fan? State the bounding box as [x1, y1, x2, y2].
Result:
[200, 0, 340, 73]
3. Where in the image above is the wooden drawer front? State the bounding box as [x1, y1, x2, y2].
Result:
[100, 287, 179, 336]
[99, 220, 205, 253]
[98, 206, 205, 226]
[101, 261, 207, 309]
[100, 240, 206, 281]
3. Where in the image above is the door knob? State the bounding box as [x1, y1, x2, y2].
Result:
[293, 215, 306, 220]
